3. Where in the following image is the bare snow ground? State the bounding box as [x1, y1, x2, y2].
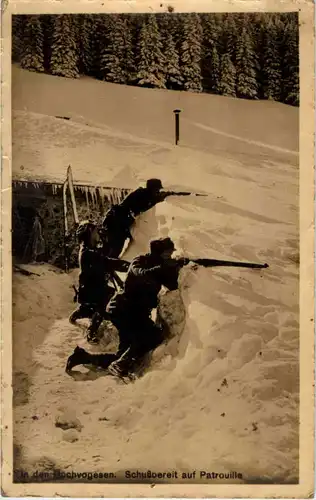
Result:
[12, 67, 299, 483]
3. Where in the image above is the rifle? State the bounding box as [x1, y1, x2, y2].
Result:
[185, 258, 269, 269]
[72, 285, 79, 303]
[111, 271, 125, 290]
[13, 265, 41, 277]
[162, 190, 207, 198]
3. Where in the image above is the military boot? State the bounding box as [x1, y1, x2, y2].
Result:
[66, 346, 91, 372]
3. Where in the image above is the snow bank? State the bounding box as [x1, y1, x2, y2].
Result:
[13, 192, 299, 483]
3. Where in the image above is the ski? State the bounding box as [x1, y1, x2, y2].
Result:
[67, 165, 79, 225]
[62, 178, 69, 272]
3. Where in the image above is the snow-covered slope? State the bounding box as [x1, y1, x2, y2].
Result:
[12, 65, 298, 189]
[12, 66, 299, 483]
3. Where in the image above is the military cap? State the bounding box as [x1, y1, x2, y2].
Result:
[76, 220, 96, 243]
[146, 178, 163, 191]
[150, 237, 175, 255]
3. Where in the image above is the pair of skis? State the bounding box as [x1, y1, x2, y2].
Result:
[63, 165, 79, 232]
[63, 166, 125, 291]
[63, 165, 79, 272]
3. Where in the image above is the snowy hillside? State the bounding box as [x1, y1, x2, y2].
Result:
[12, 66, 299, 483]
[12, 65, 298, 188]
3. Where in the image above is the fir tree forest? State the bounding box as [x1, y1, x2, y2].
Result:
[12, 12, 299, 106]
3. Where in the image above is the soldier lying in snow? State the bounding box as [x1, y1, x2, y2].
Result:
[66, 237, 189, 376]
[69, 220, 130, 343]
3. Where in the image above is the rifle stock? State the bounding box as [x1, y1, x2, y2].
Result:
[190, 258, 269, 269]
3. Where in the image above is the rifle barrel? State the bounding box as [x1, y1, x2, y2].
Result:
[192, 258, 269, 269]
[164, 191, 207, 197]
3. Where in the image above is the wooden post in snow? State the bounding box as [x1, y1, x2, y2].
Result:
[173, 109, 181, 145]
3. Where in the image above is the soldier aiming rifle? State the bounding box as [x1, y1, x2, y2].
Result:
[119, 178, 207, 218]
[66, 237, 184, 375]
[66, 237, 268, 377]
[99, 179, 164, 258]
[100, 179, 207, 257]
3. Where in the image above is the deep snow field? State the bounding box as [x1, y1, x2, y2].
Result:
[12, 65, 299, 483]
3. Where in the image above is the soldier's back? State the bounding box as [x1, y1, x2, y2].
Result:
[120, 187, 154, 216]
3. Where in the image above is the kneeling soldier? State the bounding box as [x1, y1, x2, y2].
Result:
[69, 220, 130, 343]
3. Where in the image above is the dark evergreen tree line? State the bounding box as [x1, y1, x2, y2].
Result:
[12, 12, 299, 106]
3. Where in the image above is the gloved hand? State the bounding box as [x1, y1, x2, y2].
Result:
[162, 257, 190, 271]
[121, 260, 130, 271]
[176, 257, 190, 267]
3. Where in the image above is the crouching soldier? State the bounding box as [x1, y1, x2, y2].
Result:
[68, 220, 130, 343]
[66, 237, 189, 375]
[99, 179, 165, 258]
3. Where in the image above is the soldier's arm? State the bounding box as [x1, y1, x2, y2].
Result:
[158, 261, 180, 291]
[129, 257, 188, 280]
[155, 191, 170, 203]
[160, 191, 173, 198]
[130, 257, 162, 277]
[162, 276, 179, 291]
[105, 257, 130, 272]
[162, 257, 190, 269]
[158, 258, 190, 290]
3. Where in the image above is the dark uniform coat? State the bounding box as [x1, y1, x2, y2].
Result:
[119, 188, 166, 217]
[78, 245, 129, 306]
